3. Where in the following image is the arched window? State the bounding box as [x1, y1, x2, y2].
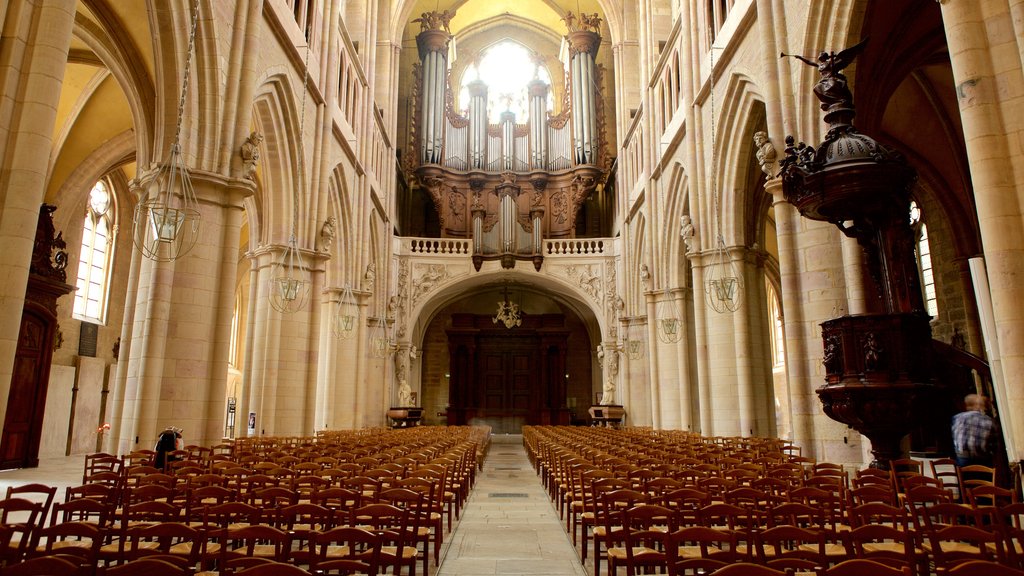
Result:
[73, 180, 116, 323]
[458, 41, 553, 123]
[910, 200, 938, 318]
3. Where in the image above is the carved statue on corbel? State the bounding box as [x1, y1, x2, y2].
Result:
[421, 175, 446, 228]
[571, 173, 598, 205]
[395, 259, 411, 338]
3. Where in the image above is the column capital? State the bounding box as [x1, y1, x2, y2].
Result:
[416, 28, 451, 60]
[568, 30, 601, 58]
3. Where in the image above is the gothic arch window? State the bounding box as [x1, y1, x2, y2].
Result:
[74, 180, 116, 324]
[458, 41, 553, 123]
[910, 200, 938, 318]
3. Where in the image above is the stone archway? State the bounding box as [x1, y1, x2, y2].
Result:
[410, 274, 604, 433]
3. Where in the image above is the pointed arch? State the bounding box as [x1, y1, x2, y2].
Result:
[148, 0, 221, 167]
[660, 162, 688, 287]
[252, 71, 309, 247]
[325, 162, 356, 286]
[71, 6, 156, 167]
[711, 71, 767, 247]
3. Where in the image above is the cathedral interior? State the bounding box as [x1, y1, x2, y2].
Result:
[0, 0, 1023, 477]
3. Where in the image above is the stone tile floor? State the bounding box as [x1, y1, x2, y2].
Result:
[1, 434, 589, 576]
[437, 434, 587, 576]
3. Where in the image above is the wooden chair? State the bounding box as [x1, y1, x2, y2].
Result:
[221, 524, 291, 564]
[0, 497, 44, 564]
[819, 558, 911, 576]
[889, 459, 924, 494]
[3, 554, 91, 576]
[353, 503, 418, 576]
[34, 521, 104, 564]
[966, 484, 1017, 507]
[98, 557, 191, 576]
[5, 484, 57, 527]
[670, 526, 746, 571]
[958, 465, 996, 493]
[607, 504, 676, 576]
[999, 502, 1024, 569]
[584, 477, 630, 564]
[312, 526, 381, 576]
[696, 563, 793, 576]
[124, 521, 210, 569]
[234, 561, 313, 576]
[595, 489, 648, 576]
[755, 524, 829, 572]
[930, 458, 963, 501]
[928, 525, 1005, 571]
[842, 524, 916, 575]
[946, 560, 1024, 576]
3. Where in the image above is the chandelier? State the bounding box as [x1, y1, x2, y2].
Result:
[269, 38, 313, 313]
[492, 285, 522, 329]
[332, 283, 358, 339]
[132, 0, 201, 262]
[703, 46, 743, 314]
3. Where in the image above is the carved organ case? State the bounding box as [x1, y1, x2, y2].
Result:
[409, 12, 609, 270]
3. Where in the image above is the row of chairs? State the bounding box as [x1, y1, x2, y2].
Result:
[524, 426, 1023, 575]
[3, 426, 490, 574]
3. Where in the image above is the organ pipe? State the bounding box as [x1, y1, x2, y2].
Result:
[528, 80, 548, 169]
[469, 80, 487, 169]
[567, 29, 600, 166]
[416, 22, 452, 164]
[501, 111, 515, 171]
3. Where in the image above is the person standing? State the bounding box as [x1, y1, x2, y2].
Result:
[951, 394, 997, 468]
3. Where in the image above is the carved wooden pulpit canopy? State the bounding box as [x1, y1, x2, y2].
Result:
[780, 40, 948, 469]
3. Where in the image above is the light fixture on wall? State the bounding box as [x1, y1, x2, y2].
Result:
[332, 283, 358, 339]
[655, 287, 682, 343]
[370, 318, 391, 357]
[132, 0, 202, 262]
[492, 284, 522, 329]
[623, 318, 644, 360]
[703, 46, 743, 313]
[269, 38, 313, 314]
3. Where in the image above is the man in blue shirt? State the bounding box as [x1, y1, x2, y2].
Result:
[951, 394, 997, 468]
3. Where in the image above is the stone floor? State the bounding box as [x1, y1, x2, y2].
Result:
[1, 434, 588, 576]
[437, 434, 587, 576]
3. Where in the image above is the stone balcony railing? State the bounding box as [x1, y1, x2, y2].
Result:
[397, 236, 612, 258]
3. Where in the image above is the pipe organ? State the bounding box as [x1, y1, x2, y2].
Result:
[410, 10, 607, 271]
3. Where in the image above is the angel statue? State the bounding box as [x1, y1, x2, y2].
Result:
[782, 38, 868, 113]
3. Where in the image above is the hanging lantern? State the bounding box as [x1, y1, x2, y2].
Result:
[132, 0, 202, 262]
[370, 316, 391, 358]
[624, 318, 644, 360]
[269, 234, 311, 313]
[705, 232, 743, 313]
[655, 288, 682, 344]
[332, 284, 359, 339]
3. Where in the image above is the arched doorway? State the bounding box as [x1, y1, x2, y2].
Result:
[417, 280, 599, 434]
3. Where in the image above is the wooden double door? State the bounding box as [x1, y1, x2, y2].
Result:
[446, 313, 570, 434]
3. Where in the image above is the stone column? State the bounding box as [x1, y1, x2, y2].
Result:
[117, 171, 252, 450]
[0, 0, 76, 433]
[939, 0, 1024, 460]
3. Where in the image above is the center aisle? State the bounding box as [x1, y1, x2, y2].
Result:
[437, 434, 587, 576]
